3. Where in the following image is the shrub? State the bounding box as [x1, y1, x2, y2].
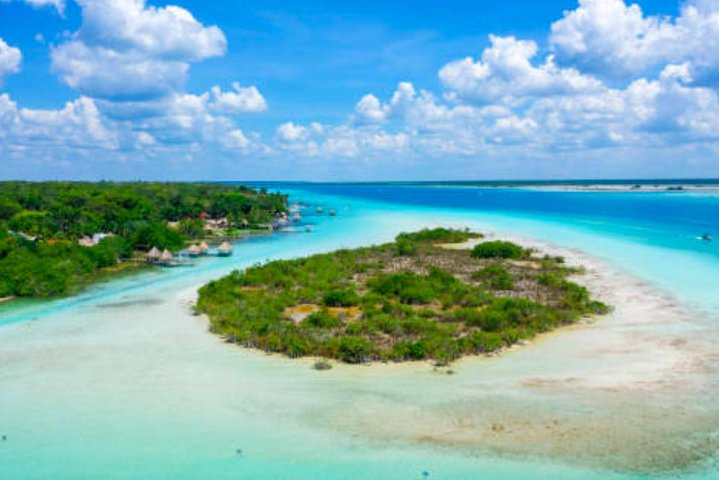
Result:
[369, 272, 436, 305]
[398, 285, 434, 304]
[304, 309, 340, 329]
[471, 241, 526, 259]
[396, 228, 476, 244]
[466, 331, 504, 353]
[395, 238, 418, 256]
[338, 336, 373, 363]
[323, 288, 361, 307]
[473, 263, 515, 290]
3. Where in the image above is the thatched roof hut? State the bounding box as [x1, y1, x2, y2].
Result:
[188, 244, 201, 256]
[199, 241, 209, 253]
[217, 241, 233, 257]
[160, 249, 174, 263]
[146, 247, 161, 261]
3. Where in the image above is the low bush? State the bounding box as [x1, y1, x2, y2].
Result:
[471, 241, 527, 259]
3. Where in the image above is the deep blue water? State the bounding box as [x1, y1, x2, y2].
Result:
[266, 183, 719, 256]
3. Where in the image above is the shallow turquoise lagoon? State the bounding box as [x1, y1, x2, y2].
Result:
[1, 184, 718, 479]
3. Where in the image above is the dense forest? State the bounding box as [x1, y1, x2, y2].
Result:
[0, 182, 287, 298]
[197, 228, 609, 366]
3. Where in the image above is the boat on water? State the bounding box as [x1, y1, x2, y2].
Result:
[328, 209, 337, 216]
[699, 233, 713, 242]
[217, 241, 234, 257]
[316, 206, 324, 213]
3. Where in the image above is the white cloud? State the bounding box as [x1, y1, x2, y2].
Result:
[222, 129, 251, 150]
[0, 38, 21, 84]
[3, 0, 719, 179]
[1, 0, 64, 14]
[24, 0, 63, 13]
[276, 121, 309, 141]
[354, 94, 387, 123]
[51, 0, 227, 101]
[439, 35, 604, 104]
[353, 81, 418, 123]
[0, 93, 117, 149]
[550, 0, 719, 83]
[625, 64, 719, 137]
[210, 83, 267, 114]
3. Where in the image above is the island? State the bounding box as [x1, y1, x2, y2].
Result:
[197, 228, 609, 366]
[0, 182, 287, 298]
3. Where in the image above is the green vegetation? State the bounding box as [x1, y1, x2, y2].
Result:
[472, 263, 515, 290]
[471, 240, 528, 259]
[197, 228, 609, 366]
[0, 182, 287, 298]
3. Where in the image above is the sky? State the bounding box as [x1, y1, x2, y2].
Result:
[0, 0, 717, 181]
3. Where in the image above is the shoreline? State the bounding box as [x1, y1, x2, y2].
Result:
[511, 184, 719, 192]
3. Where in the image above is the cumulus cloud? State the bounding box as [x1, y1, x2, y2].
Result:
[0, 93, 116, 149]
[353, 82, 417, 123]
[210, 83, 267, 114]
[0, 0, 64, 14]
[51, 0, 227, 101]
[276, 122, 310, 141]
[222, 129, 251, 150]
[550, 0, 719, 83]
[3, 0, 719, 179]
[274, 119, 410, 159]
[625, 64, 719, 137]
[354, 94, 386, 124]
[439, 35, 603, 104]
[0, 38, 21, 84]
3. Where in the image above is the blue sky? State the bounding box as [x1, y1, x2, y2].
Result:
[0, 0, 716, 180]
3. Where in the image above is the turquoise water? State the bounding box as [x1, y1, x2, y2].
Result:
[1, 184, 719, 479]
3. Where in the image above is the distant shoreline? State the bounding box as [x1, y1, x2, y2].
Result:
[511, 184, 719, 192]
[240, 178, 719, 189]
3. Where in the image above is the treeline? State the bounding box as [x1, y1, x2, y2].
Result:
[0, 182, 287, 298]
[0, 182, 286, 239]
[197, 228, 609, 366]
